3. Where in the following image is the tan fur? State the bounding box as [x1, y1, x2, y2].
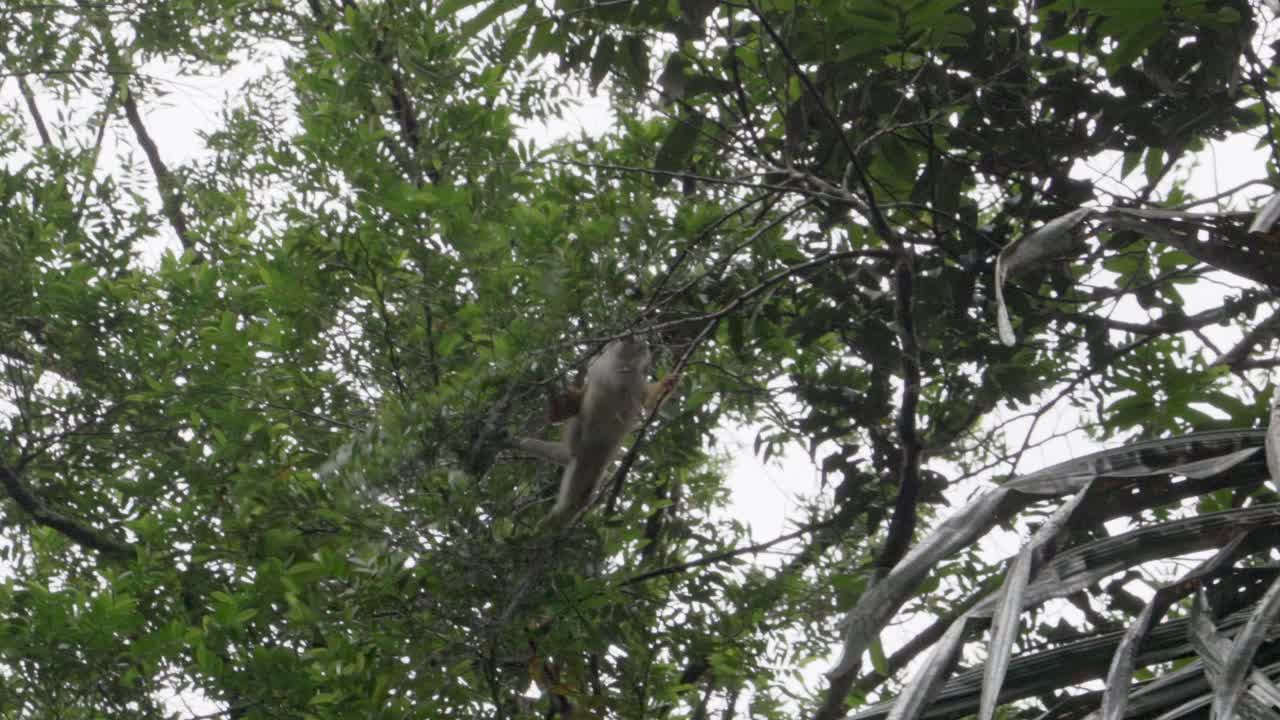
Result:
[511, 338, 676, 532]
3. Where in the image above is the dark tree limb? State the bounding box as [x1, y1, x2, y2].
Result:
[0, 464, 133, 560]
[1213, 304, 1280, 371]
[80, 9, 201, 257]
[814, 248, 926, 714]
[638, 249, 895, 338]
[15, 74, 51, 146]
[1058, 291, 1267, 337]
[876, 248, 923, 573]
[120, 91, 197, 254]
[372, 22, 438, 186]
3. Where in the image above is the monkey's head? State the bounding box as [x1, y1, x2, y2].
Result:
[593, 337, 651, 378]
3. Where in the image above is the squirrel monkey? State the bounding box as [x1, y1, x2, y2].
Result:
[511, 338, 678, 532]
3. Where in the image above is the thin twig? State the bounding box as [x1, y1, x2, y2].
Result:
[622, 518, 838, 586]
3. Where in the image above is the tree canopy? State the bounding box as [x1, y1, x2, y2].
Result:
[2, 0, 1280, 718]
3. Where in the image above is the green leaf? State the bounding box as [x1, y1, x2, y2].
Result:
[589, 35, 616, 92]
[1143, 147, 1165, 184]
[440, 0, 491, 16]
[1121, 150, 1142, 178]
[869, 635, 890, 676]
[654, 115, 705, 186]
[619, 34, 650, 89]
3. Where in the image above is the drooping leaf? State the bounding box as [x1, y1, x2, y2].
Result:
[1216, 571, 1280, 720]
[979, 480, 1092, 720]
[1007, 429, 1265, 494]
[1250, 193, 1280, 235]
[826, 489, 1008, 679]
[829, 430, 1266, 683]
[1267, 390, 1280, 493]
[995, 207, 1094, 345]
[588, 35, 615, 92]
[1100, 533, 1248, 720]
[884, 618, 969, 720]
[618, 34, 650, 89]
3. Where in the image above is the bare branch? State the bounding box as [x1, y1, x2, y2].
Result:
[622, 518, 836, 586]
[1213, 305, 1280, 371]
[121, 91, 198, 254]
[15, 75, 51, 146]
[875, 250, 923, 574]
[0, 464, 133, 559]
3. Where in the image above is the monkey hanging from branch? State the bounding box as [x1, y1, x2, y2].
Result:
[509, 336, 679, 532]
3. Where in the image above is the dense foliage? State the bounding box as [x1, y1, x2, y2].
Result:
[1, 1, 1279, 718]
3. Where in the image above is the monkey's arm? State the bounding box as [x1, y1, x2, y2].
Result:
[509, 436, 572, 466]
[644, 374, 680, 413]
[514, 376, 675, 483]
[548, 385, 585, 423]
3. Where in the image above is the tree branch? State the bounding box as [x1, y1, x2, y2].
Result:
[747, 1, 901, 247]
[15, 74, 51, 146]
[121, 91, 198, 254]
[88, 11, 198, 255]
[1057, 291, 1267, 337]
[622, 518, 836, 586]
[0, 464, 133, 559]
[1213, 304, 1280, 371]
[876, 249, 922, 573]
